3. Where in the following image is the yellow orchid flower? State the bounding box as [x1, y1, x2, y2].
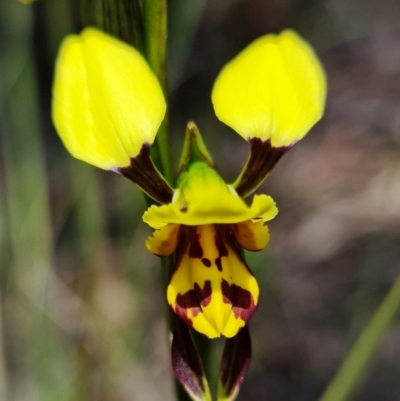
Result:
[52, 28, 326, 340]
[143, 124, 277, 338]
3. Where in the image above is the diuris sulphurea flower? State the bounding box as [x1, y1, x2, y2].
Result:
[52, 26, 325, 400]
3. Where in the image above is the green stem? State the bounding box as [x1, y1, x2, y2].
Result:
[319, 274, 400, 401]
[93, 0, 144, 51]
[142, 0, 171, 183]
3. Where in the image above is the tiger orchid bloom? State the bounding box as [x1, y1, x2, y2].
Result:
[143, 123, 278, 338]
[52, 26, 326, 401]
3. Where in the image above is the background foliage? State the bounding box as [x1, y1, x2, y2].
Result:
[1, 0, 400, 400]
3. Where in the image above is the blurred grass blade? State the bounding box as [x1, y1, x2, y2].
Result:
[172, 318, 212, 401]
[218, 326, 251, 401]
[0, 1, 60, 398]
[319, 274, 400, 401]
[167, 0, 206, 90]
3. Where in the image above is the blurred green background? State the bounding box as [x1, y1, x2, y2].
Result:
[1, 0, 400, 400]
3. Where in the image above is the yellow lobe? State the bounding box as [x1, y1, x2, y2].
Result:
[233, 220, 270, 251]
[146, 223, 180, 256]
[52, 28, 166, 170]
[212, 29, 326, 147]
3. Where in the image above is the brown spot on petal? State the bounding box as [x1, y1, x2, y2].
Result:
[174, 281, 213, 327]
[215, 259, 223, 272]
[189, 230, 203, 259]
[176, 288, 200, 310]
[201, 258, 211, 267]
[194, 280, 212, 307]
[215, 230, 229, 257]
[215, 229, 228, 272]
[221, 279, 257, 322]
[175, 289, 201, 327]
[221, 279, 232, 304]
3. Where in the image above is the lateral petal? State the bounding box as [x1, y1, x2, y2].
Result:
[232, 220, 270, 251]
[212, 29, 326, 147]
[52, 28, 166, 170]
[146, 223, 180, 256]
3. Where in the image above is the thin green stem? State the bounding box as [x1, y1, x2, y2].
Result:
[319, 274, 400, 401]
[142, 0, 172, 183]
[93, 0, 144, 51]
[142, 0, 167, 95]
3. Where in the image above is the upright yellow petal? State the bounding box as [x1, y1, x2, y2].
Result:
[212, 29, 326, 147]
[52, 28, 166, 170]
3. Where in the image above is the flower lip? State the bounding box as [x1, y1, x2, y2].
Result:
[167, 225, 260, 338]
[142, 161, 278, 229]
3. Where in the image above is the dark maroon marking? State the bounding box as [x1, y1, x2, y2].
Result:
[221, 280, 232, 304]
[231, 284, 252, 309]
[221, 279, 257, 322]
[201, 258, 211, 267]
[215, 231, 229, 257]
[214, 229, 228, 272]
[174, 287, 201, 327]
[118, 143, 173, 204]
[215, 259, 223, 272]
[217, 225, 253, 275]
[188, 229, 203, 259]
[173, 306, 196, 328]
[176, 288, 200, 310]
[168, 226, 191, 278]
[175, 280, 212, 321]
[194, 281, 212, 307]
[235, 138, 289, 197]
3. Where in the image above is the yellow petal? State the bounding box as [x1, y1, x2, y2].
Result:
[52, 28, 166, 170]
[146, 224, 180, 256]
[167, 225, 259, 338]
[212, 29, 326, 147]
[249, 194, 278, 222]
[232, 220, 270, 251]
[142, 162, 278, 229]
